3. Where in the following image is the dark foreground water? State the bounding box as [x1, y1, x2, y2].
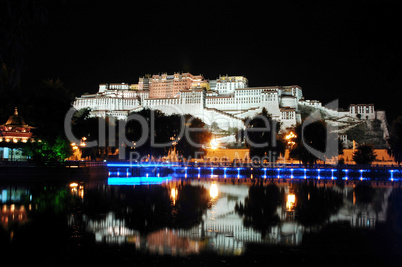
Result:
[1, 176, 402, 266]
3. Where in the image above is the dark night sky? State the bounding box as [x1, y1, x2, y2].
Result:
[17, 0, 402, 122]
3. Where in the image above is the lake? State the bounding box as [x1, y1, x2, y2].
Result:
[1, 170, 402, 266]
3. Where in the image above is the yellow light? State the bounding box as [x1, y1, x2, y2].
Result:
[171, 188, 177, 199]
[210, 139, 219, 149]
[78, 186, 84, 199]
[285, 131, 297, 147]
[170, 188, 178, 205]
[286, 193, 296, 211]
[285, 131, 297, 140]
[209, 183, 218, 198]
[69, 182, 78, 188]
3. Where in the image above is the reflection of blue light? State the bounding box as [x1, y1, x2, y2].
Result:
[107, 162, 177, 168]
[108, 176, 172, 185]
[108, 166, 401, 181]
[344, 169, 349, 180]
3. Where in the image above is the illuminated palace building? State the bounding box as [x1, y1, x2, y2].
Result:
[74, 72, 386, 133]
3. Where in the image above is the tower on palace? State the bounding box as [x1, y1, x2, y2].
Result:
[140, 72, 208, 98]
[209, 75, 248, 94]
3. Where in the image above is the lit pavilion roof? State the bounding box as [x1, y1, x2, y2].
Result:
[0, 108, 34, 128]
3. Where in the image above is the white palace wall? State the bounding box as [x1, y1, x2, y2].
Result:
[73, 82, 381, 134]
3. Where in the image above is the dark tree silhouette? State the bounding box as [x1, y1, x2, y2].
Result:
[289, 120, 327, 166]
[245, 108, 285, 161]
[25, 78, 74, 140]
[0, 0, 48, 121]
[123, 109, 211, 160]
[354, 183, 375, 206]
[295, 182, 343, 227]
[83, 184, 209, 234]
[175, 115, 212, 159]
[70, 109, 118, 160]
[388, 116, 402, 164]
[172, 184, 210, 228]
[235, 183, 284, 238]
[353, 144, 377, 165]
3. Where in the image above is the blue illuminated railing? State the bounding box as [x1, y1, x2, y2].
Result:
[106, 162, 402, 182]
[108, 176, 172, 185]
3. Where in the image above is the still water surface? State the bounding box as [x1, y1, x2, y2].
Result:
[1, 176, 402, 265]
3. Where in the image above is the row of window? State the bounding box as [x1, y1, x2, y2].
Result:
[350, 106, 374, 114]
[207, 96, 262, 105]
[281, 111, 295, 120]
[75, 99, 139, 108]
[262, 94, 277, 101]
[108, 85, 130, 90]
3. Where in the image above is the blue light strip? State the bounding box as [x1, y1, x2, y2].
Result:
[107, 165, 402, 180]
[108, 176, 172, 185]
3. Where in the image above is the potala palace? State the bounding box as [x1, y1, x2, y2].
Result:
[73, 72, 390, 147]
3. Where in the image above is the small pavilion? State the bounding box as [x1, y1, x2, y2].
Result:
[0, 107, 35, 161]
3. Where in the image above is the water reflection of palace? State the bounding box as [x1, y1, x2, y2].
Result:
[70, 180, 394, 256]
[329, 186, 392, 229]
[68, 212, 138, 244]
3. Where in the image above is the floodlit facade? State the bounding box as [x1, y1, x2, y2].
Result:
[73, 72, 386, 135]
[142, 72, 207, 99]
[209, 75, 248, 94]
